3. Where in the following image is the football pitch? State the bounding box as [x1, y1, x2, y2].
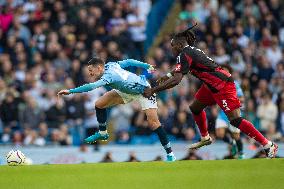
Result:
[0, 159, 283, 189]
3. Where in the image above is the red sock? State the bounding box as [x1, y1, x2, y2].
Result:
[238, 119, 268, 146]
[193, 110, 208, 137]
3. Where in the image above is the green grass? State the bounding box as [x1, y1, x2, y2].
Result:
[0, 159, 283, 189]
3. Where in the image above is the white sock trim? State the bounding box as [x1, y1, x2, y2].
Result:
[99, 130, 108, 135]
[168, 152, 174, 156]
[202, 134, 210, 140]
[264, 141, 272, 149]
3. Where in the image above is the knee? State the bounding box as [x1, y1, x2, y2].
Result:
[230, 117, 243, 128]
[147, 118, 160, 130]
[189, 105, 203, 115]
[95, 101, 105, 109]
[232, 133, 240, 140]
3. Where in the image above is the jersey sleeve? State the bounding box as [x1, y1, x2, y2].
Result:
[69, 79, 108, 93]
[118, 59, 150, 69]
[174, 52, 191, 75]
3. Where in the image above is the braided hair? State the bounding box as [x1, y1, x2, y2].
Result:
[172, 23, 197, 46]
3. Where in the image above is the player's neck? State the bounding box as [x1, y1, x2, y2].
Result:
[95, 72, 104, 80]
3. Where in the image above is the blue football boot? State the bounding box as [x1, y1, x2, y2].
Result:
[84, 132, 109, 144]
[166, 153, 177, 162]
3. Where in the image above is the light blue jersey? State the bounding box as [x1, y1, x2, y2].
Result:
[69, 59, 151, 94]
[217, 81, 244, 122]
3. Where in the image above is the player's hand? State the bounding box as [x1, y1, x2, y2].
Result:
[143, 87, 154, 98]
[156, 75, 169, 84]
[57, 89, 71, 96]
[147, 65, 155, 73]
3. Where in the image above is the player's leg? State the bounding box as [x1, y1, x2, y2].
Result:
[227, 109, 278, 158]
[216, 116, 239, 157]
[95, 90, 124, 131]
[189, 85, 215, 149]
[84, 90, 124, 143]
[215, 121, 238, 156]
[144, 108, 176, 161]
[214, 82, 277, 158]
[230, 130, 244, 159]
[139, 94, 176, 161]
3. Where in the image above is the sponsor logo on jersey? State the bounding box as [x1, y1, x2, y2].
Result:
[175, 64, 181, 71]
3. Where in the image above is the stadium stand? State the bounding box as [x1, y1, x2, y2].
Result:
[0, 0, 283, 156]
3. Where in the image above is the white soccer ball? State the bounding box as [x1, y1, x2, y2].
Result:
[6, 150, 26, 166]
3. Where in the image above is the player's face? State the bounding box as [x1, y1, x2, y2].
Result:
[171, 39, 181, 57]
[88, 65, 104, 79]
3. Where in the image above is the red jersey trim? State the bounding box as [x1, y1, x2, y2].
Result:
[185, 54, 193, 67]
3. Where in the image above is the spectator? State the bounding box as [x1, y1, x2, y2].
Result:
[278, 99, 284, 136]
[126, 152, 140, 162]
[182, 150, 202, 160]
[45, 97, 66, 128]
[19, 97, 44, 129]
[126, 7, 146, 60]
[230, 51, 246, 73]
[258, 55, 274, 81]
[8, 17, 31, 46]
[101, 152, 114, 163]
[266, 36, 282, 70]
[214, 46, 230, 65]
[158, 103, 174, 134]
[36, 122, 48, 146]
[244, 16, 261, 41]
[58, 124, 72, 145]
[172, 111, 188, 139]
[0, 77, 7, 103]
[110, 104, 133, 133]
[0, 5, 13, 33]
[1, 127, 12, 143]
[257, 93, 278, 134]
[23, 128, 38, 146]
[0, 91, 20, 129]
[116, 130, 131, 144]
[245, 99, 260, 130]
[12, 130, 23, 145]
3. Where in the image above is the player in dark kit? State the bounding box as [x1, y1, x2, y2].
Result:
[143, 24, 278, 158]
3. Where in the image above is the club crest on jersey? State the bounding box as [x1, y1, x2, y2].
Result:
[175, 64, 181, 71]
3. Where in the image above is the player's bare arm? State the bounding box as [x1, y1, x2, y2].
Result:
[143, 72, 183, 98]
[156, 70, 176, 84]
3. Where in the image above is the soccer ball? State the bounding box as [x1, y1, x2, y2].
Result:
[6, 150, 26, 166]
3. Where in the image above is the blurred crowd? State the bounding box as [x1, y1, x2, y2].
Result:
[149, 0, 284, 145]
[0, 0, 284, 148]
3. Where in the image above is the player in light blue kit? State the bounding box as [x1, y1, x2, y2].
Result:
[58, 57, 176, 161]
[215, 65, 245, 159]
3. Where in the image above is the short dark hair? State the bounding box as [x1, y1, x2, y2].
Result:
[87, 57, 104, 66]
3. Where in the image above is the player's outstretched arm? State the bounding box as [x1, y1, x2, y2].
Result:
[143, 72, 183, 98]
[118, 59, 154, 72]
[58, 79, 107, 96]
[156, 70, 176, 84]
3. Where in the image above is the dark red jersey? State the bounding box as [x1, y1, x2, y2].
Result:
[174, 46, 233, 92]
